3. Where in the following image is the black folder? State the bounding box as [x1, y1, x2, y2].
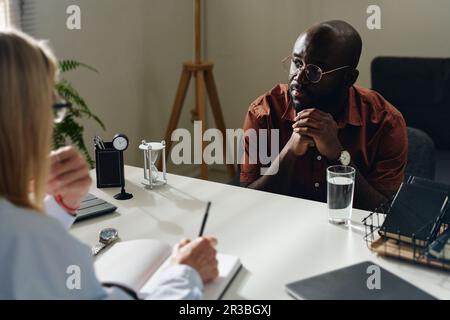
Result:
[379, 183, 449, 245]
[409, 177, 450, 223]
[285, 261, 436, 300]
[409, 177, 450, 194]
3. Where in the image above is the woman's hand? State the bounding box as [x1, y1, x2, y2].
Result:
[47, 146, 92, 212]
[171, 237, 219, 284]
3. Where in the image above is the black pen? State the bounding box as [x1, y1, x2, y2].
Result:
[94, 135, 105, 150]
[93, 137, 101, 150]
[430, 199, 449, 241]
[199, 202, 211, 237]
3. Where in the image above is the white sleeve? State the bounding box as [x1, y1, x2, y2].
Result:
[44, 195, 76, 230]
[42, 197, 203, 300]
[144, 264, 204, 300]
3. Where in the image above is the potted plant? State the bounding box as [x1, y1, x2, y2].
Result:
[54, 60, 105, 167]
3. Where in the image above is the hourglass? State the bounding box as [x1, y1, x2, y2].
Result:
[139, 140, 167, 189]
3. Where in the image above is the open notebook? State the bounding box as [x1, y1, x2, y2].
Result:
[94, 239, 241, 300]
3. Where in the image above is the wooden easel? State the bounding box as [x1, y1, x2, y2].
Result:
[160, 0, 235, 180]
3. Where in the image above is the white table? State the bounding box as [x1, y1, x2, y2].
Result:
[71, 166, 450, 299]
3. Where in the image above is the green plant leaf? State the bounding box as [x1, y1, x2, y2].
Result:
[53, 60, 104, 168]
[54, 116, 95, 168]
[59, 60, 99, 74]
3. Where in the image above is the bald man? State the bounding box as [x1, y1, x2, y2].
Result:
[240, 20, 408, 211]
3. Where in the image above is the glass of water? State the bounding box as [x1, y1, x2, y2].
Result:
[327, 165, 356, 225]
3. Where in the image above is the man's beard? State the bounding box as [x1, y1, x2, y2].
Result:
[289, 85, 346, 114]
[292, 96, 303, 113]
[289, 86, 309, 113]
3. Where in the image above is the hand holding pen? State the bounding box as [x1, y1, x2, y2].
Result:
[170, 201, 219, 284]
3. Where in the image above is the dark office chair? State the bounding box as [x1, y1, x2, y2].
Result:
[371, 56, 448, 182]
[406, 127, 436, 180]
[371, 57, 450, 151]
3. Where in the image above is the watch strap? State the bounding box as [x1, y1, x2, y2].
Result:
[92, 242, 106, 256]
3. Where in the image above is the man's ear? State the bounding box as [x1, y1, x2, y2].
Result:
[346, 69, 359, 86]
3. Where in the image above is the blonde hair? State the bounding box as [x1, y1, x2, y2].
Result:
[0, 29, 57, 212]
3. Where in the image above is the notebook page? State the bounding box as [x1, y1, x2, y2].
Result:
[94, 239, 172, 292]
[140, 253, 241, 300]
[202, 253, 241, 300]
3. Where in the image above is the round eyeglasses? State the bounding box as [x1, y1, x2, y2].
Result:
[282, 55, 351, 84]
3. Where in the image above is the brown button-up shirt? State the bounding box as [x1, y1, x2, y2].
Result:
[240, 84, 408, 203]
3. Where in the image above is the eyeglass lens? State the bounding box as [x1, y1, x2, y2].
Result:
[292, 63, 322, 83]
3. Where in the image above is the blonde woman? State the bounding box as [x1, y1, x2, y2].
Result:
[0, 29, 218, 300]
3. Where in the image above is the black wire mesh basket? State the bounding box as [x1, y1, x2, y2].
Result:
[363, 200, 450, 271]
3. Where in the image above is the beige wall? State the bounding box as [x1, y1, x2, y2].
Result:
[141, 0, 199, 174]
[33, 0, 146, 166]
[33, 0, 195, 170]
[33, 0, 450, 173]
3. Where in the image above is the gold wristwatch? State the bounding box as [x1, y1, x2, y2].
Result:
[338, 150, 351, 166]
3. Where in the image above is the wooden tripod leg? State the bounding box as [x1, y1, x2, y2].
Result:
[195, 70, 208, 180]
[204, 69, 236, 177]
[160, 66, 192, 169]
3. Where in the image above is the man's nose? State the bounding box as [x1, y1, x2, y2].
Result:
[293, 66, 308, 84]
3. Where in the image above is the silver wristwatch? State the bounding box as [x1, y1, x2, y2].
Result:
[92, 228, 119, 256]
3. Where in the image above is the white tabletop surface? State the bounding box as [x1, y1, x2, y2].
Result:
[70, 166, 450, 300]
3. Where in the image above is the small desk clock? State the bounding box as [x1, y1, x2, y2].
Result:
[112, 134, 129, 151]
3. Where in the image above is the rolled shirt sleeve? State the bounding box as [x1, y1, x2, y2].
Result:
[44, 195, 77, 230]
[240, 107, 267, 185]
[144, 264, 203, 300]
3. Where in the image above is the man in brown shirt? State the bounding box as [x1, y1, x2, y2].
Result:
[240, 20, 408, 211]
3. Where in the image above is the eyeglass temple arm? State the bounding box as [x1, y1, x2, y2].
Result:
[322, 65, 351, 75]
[282, 55, 292, 63]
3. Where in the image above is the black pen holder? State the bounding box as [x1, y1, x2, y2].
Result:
[95, 142, 125, 189]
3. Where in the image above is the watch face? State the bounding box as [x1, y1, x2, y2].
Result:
[100, 228, 118, 242]
[341, 151, 351, 166]
[113, 136, 128, 151]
